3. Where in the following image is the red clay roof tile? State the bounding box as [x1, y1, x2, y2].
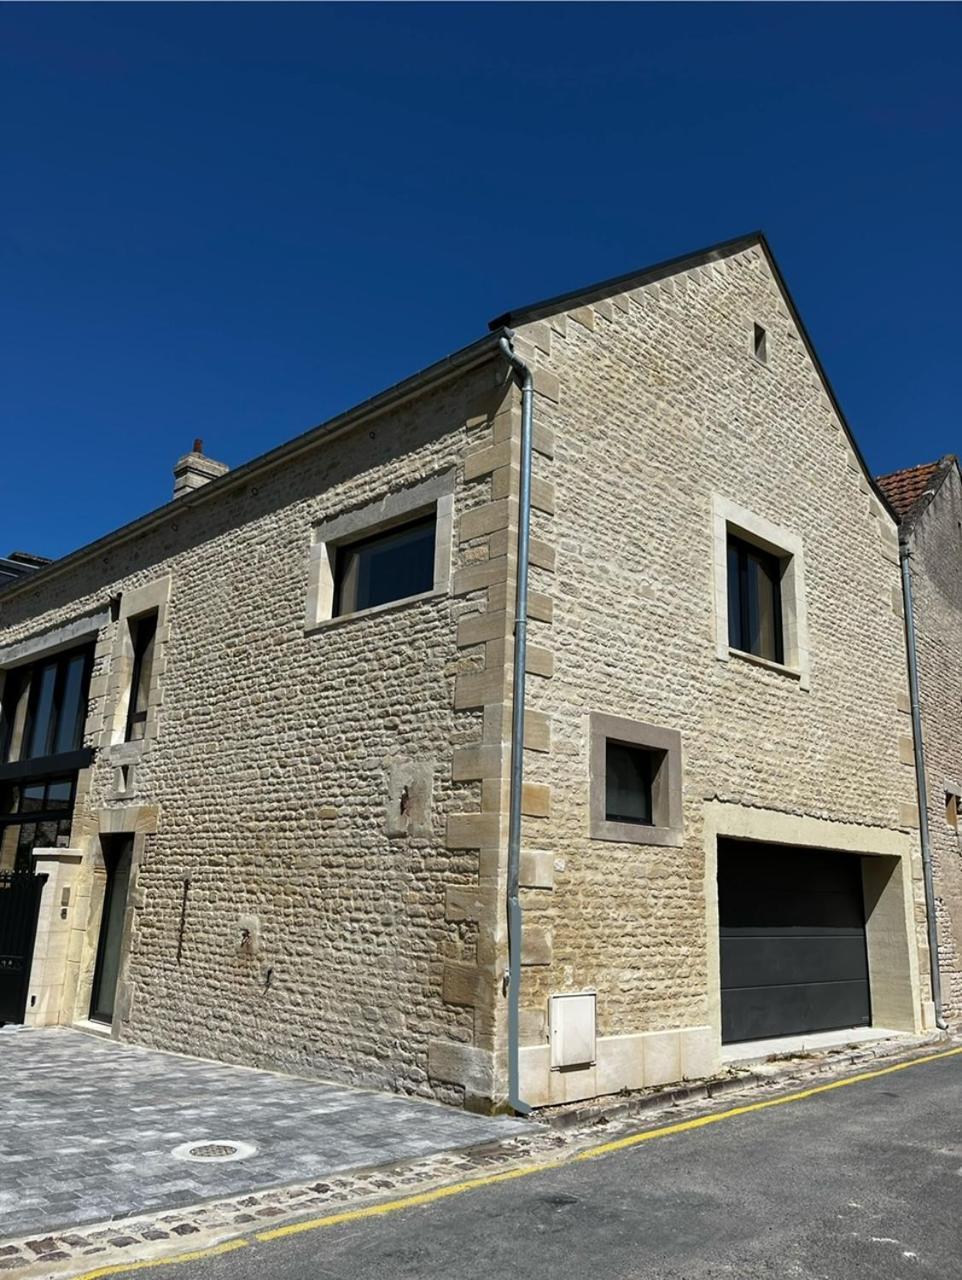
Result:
[876, 461, 941, 521]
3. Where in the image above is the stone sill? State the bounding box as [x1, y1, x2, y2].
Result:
[728, 647, 803, 681]
[305, 587, 446, 634]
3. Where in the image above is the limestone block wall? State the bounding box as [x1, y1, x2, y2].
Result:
[506, 242, 928, 1104]
[908, 465, 962, 1023]
[0, 355, 522, 1104]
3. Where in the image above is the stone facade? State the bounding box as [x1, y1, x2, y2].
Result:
[0, 350, 522, 1106]
[501, 239, 931, 1105]
[878, 458, 962, 1024]
[0, 233, 934, 1110]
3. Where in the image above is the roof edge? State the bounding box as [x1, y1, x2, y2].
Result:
[488, 230, 765, 330]
[0, 330, 505, 608]
[490, 229, 897, 527]
[753, 235, 899, 526]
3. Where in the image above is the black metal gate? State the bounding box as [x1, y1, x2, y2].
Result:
[0, 870, 47, 1025]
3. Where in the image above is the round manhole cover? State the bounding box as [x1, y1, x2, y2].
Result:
[171, 1139, 257, 1164]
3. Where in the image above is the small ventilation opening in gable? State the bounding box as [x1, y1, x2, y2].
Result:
[753, 322, 768, 364]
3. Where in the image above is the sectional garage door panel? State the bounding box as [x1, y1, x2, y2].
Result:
[719, 841, 871, 1045]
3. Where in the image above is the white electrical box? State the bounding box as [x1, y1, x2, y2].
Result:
[549, 991, 597, 1069]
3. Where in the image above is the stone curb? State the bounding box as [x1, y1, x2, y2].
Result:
[538, 1030, 948, 1130]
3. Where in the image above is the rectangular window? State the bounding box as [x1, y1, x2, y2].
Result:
[590, 713, 683, 847]
[605, 741, 654, 826]
[753, 322, 768, 364]
[0, 774, 76, 872]
[1, 645, 93, 765]
[125, 612, 158, 742]
[727, 534, 784, 664]
[332, 514, 436, 617]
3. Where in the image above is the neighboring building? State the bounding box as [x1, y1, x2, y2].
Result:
[0, 551, 49, 593]
[0, 233, 936, 1109]
[877, 457, 962, 1026]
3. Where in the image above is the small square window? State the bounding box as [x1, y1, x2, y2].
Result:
[590, 713, 683, 847]
[753, 322, 768, 364]
[727, 534, 784, 664]
[605, 741, 657, 826]
[332, 513, 436, 617]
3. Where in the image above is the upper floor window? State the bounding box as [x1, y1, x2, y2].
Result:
[333, 514, 436, 617]
[0, 645, 93, 765]
[727, 534, 784, 664]
[712, 494, 809, 685]
[305, 471, 454, 629]
[125, 612, 158, 742]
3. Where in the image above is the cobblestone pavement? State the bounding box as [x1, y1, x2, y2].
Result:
[0, 1027, 531, 1243]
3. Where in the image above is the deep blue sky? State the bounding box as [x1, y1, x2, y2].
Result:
[2, 3, 959, 560]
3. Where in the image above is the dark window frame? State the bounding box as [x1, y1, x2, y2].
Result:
[331, 511, 437, 618]
[727, 533, 785, 665]
[2, 645, 94, 766]
[0, 773, 78, 872]
[604, 740, 656, 827]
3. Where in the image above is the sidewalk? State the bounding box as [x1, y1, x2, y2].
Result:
[0, 1027, 530, 1242]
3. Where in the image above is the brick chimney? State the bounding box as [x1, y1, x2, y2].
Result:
[172, 438, 229, 500]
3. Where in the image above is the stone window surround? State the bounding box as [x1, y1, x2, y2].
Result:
[0, 606, 110, 672]
[588, 711, 683, 848]
[702, 800, 928, 1053]
[712, 493, 810, 690]
[104, 577, 172, 757]
[305, 470, 455, 631]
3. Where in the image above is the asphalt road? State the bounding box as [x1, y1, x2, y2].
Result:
[115, 1052, 962, 1280]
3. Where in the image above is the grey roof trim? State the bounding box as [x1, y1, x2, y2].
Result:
[490, 229, 897, 525]
[0, 331, 505, 606]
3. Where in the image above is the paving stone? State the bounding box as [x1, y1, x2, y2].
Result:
[0, 1027, 530, 1241]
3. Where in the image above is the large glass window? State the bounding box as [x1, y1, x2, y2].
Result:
[727, 535, 784, 664]
[333, 514, 436, 616]
[1, 645, 93, 765]
[125, 613, 158, 742]
[0, 775, 76, 871]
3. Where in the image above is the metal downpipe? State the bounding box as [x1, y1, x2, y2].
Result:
[900, 539, 947, 1030]
[498, 330, 534, 1115]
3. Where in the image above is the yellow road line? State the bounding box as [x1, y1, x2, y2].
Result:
[71, 1043, 962, 1277]
[573, 1044, 962, 1160]
[256, 1044, 962, 1242]
[72, 1238, 248, 1280]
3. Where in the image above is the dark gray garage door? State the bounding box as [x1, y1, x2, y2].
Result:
[719, 840, 871, 1044]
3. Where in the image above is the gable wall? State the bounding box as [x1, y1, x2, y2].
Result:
[507, 243, 929, 1102]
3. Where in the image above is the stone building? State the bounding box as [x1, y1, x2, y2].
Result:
[0, 232, 935, 1110]
[877, 457, 962, 1026]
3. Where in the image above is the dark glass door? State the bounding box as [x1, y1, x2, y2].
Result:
[89, 837, 133, 1024]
